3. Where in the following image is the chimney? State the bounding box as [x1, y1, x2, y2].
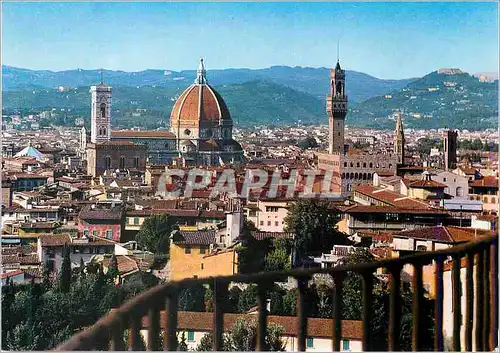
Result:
[266, 298, 271, 313]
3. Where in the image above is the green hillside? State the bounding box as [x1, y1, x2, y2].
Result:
[2, 81, 325, 128]
[348, 71, 498, 129]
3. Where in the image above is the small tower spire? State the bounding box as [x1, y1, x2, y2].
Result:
[337, 38, 340, 63]
[195, 58, 207, 84]
[99, 68, 104, 84]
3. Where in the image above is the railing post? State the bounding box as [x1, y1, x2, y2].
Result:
[452, 253, 462, 352]
[164, 287, 178, 351]
[332, 274, 344, 352]
[129, 315, 143, 351]
[296, 276, 309, 352]
[482, 245, 491, 351]
[465, 252, 474, 351]
[362, 271, 373, 351]
[475, 249, 484, 351]
[110, 312, 126, 351]
[388, 264, 402, 352]
[212, 279, 228, 351]
[148, 301, 161, 351]
[411, 263, 423, 351]
[256, 282, 269, 351]
[491, 239, 498, 350]
[434, 255, 444, 351]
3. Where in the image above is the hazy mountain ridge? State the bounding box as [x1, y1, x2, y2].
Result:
[2, 65, 415, 103]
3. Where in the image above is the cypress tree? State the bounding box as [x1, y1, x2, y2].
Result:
[58, 244, 72, 293]
[107, 254, 120, 280]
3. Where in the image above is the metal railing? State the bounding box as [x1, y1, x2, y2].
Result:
[57, 236, 498, 351]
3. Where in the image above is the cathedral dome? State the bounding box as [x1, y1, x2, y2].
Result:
[170, 59, 231, 126]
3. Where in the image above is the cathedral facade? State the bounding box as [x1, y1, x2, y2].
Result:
[84, 59, 245, 177]
[316, 60, 404, 196]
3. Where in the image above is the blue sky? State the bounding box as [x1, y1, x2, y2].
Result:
[2, 2, 498, 79]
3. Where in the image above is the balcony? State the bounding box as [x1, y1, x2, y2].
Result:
[57, 236, 498, 351]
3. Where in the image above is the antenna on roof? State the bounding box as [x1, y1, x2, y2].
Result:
[337, 39, 340, 63]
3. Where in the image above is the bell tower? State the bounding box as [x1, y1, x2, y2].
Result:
[394, 111, 405, 164]
[90, 70, 112, 144]
[326, 61, 348, 154]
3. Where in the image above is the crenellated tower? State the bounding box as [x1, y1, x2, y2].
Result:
[326, 61, 348, 154]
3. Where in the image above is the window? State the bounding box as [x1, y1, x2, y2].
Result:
[185, 247, 191, 254]
[344, 162, 347, 167]
[100, 103, 106, 118]
[275, 221, 279, 226]
[456, 187, 463, 197]
[93, 231, 98, 237]
[83, 230, 89, 236]
[106, 230, 113, 239]
[260, 221, 264, 226]
[187, 330, 195, 342]
[200, 247, 206, 255]
[201, 263, 204, 270]
[119, 156, 126, 170]
[443, 177, 447, 182]
[134, 217, 139, 225]
[342, 340, 350, 351]
[105, 156, 112, 169]
[267, 221, 271, 226]
[306, 338, 314, 348]
[133, 157, 140, 169]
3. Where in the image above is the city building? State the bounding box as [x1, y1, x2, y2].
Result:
[443, 129, 458, 170]
[316, 60, 400, 196]
[82, 59, 245, 174]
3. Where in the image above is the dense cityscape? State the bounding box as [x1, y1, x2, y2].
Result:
[1, 2, 499, 352]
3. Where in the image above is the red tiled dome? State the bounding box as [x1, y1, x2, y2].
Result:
[170, 59, 231, 126]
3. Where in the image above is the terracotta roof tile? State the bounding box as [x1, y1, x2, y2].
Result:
[79, 206, 123, 221]
[470, 176, 498, 188]
[172, 230, 215, 246]
[141, 311, 363, 340]
[102, 255, 139, 275]
[250, 232, 295, 241]
[111, 130, 176, 139]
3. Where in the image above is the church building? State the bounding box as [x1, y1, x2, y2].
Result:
[83, 59, 245, 177]
[316, 60, 404, 197]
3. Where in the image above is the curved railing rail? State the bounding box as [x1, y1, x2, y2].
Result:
[57, 236, 498, 351]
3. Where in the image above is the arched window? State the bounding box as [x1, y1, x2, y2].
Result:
[369, 163, 373, 168]
[350, 173, 354, 179]
[368, 173, 372, 180]
[389, 164, 393, 169]
[444, 187, 450, 194]
[354, 173, 359, 179]
[363, 163, 367, 168]
[119, 156, 126, 170]
[357, 162, 360, 168]
[492, 197, 497, 204]
[417, 245, 427, 252]
[484, 196, 489, 203]
[344, 162, 347, 167]
[363, 173, 367, 180]
[105, 156, 111, 169]
[103, 127, 107, 136]
[350, 162, 354, 168]
[100, 103, 106, 118]
[456, 187, 463, 197]
[133, 157, 140, 169]
[347, 183, 351, 192]
[341, 173, 345, 179]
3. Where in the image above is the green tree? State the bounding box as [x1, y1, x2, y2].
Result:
[107, 253, 120, 279]
[58, 245, 72, 293]
[297, 136, 318, 150]
[284, 199, 349, 265]
[178, 332, 188, 351]
[136, 214, 178, 254]
[264, 238, 292, 272]
[237, 285, 258, 313]
[178, 284, 206, 312]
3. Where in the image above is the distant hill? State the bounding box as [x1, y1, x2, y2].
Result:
[1, 65, 415, 103]
[2, 81, 325, 128]
[348, 71, 498, 130]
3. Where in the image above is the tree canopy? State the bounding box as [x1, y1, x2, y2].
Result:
[135, 214, 178, 254]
